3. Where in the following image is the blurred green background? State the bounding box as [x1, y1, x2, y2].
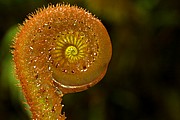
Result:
[0, 0, 180, 120]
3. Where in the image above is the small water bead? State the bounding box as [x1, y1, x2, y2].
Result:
[37, 83, 41, 87]
[37, 28, 42, 33]
[62, 69, 68, 73]
[30, 46, 34, 50]
[48, 66, 51, 71]
[48, 56, 52, 61]
[44, 23, 48, 26]
[93, 52, 97, 56]
[73, 20, 77, 26]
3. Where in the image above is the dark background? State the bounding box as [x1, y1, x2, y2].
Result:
[0, 0, 180, 120]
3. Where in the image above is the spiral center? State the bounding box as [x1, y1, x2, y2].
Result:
[65, 45, 78, 57]
[51, 30, 99, 73]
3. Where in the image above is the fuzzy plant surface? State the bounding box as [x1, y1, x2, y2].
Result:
[13, 4, 112, 120]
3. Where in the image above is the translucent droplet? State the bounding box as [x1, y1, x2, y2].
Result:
[73, 20, 77, 26]
[83, 69, 87, 72]
[30, 46, 33, 50]
[62, 69, 67, 73]
[36, 83, 40, 87]
[87, 63, 90, 68]
[71, 70, 75, 73]
[48, 56, 52, 60]
[37, 28, 41, 33]
[48, 66, 51, 70]
[94, 52, 97, 56]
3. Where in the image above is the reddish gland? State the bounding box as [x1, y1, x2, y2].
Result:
[13, 4, 112, 120]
